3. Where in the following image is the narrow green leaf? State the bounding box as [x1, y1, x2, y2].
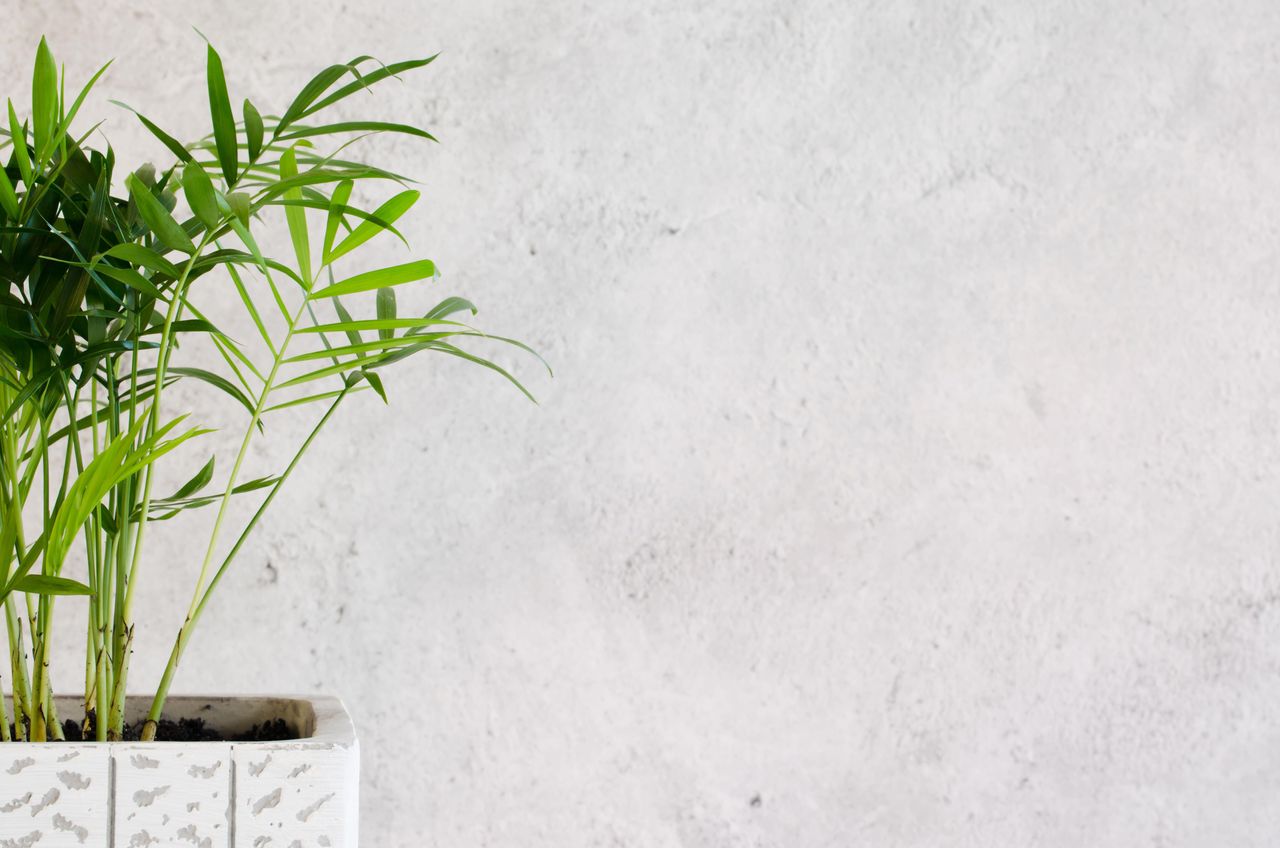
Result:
[161, 367, 257, 418]
[0, 166, 17, 220]
[424, 341, 538, 403]
[285, 335, 441, 363]
[310, 259, 435, 299]
[425, 296, 478, 320]
[363, 370, 388, 403]
[275, 62, 357, 137]
[12, 575, 92, 597]
[99, 243, 181, 278]
[32, 37, 58, 159]
[96, 504, 119, 536]
[325, 189, 419, 264]
[277, 121, 437, 143]
[127, 172, 196, 253]
[59, 60, 112, 139]
[8, 102, 32, 185]
[264, 386, 366, 413]
[303, 56, 438, 117]
[332, 295, 362, 347]
[323, 179, 353, 261]
[207, 44, 238, 184]
[273, 352, 388, 389]
[139, 318, 220, 336]
[149, 474, 281, 517]
[430, 330, 552, 376]
[182, 161, 221, 229]
[203, 313, 267, 386]
[224, 260, 276, 354]
[243, 99, 264, 162]
[227, 191, 251, 227]
[249, 167, 402, 204]
[169, 456, 215, 500]
[112, 101, 193, 163]
[268, 198, 410, 248]
[376, 287, 396, 340]
[280, 146, 312, 283]
[299, 317, 464, 335]
[227, 216, 295, 316]
[93, 264, 165, 298]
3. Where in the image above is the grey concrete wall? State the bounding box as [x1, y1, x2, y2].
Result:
[5, 1, 1280, 845]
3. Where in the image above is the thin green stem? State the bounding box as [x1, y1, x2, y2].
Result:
[108, 233, 214, 737]
[142, 382, 351, 740]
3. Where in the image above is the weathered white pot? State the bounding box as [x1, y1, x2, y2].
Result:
[0, 695, 358, 847]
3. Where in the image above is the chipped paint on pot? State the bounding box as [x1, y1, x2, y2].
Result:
[0, 695, 358, 847]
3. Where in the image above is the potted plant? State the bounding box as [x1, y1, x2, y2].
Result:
[0, 36, 540, 845]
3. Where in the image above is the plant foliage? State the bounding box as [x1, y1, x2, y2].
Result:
[0, 37, 541, 741]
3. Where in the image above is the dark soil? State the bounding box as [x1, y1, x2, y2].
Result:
[9, 711, 296, 742]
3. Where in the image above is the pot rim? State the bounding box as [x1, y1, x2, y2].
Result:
[8, 693, 356, 746]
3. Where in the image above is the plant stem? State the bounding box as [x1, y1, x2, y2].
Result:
[0, 665, 10, 742]
[108, 235, 212, 737]
[142, 383, 351, 740]
[5, 599, 29, 740]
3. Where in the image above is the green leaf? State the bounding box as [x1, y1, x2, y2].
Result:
[12, 575, 92, 597]
[302, 56, 438, 117]
[148, 475, 281, 519]
[250, 166, 402, 204]
[0, 166, 17, 220]
[162, 367, 258, 419]
[8, 102, 32, 185]
[285, 334, 442, 363]
[139, 318, 221, 336]
[274, 352, 389, 389]
[325, 189, 419, 264]
[193, 249, 308, 286]
[58, 60, 112, 140]
[276, 121, 437, 143]
[423, 341, 538, 403]
[95, 504, 119, 536]
[264, 386, 366, 413]
[268, 197, 410, 247]
[332, 295, 362, 347]
[228, 215, 293, 317]
[310, 259, 435, 299]
[205, 319, 267, 387]
[168, 456, 215, 500]
[224, 261, 276, 355]
[275, 62, 358, 137]
[18, 413, 208, 592]
[227, 191, 251, 227]
[99, 243, 181, 278]
[93, 264, 165, 298]
[323, 179, 352, 260]
[280, 146, 312, 283]
[207, 44, 238, 184]
[299, 316, 465, 335]
[32, 37, 58, 159]
[424, 296, 478, 320]
[376, 287, 396, 340]
[363, 370, 388, 403]
[127, 173, 196, 253]
[243, 99, 264, 162]
[182, 161, 221, 229]
[112, 102, 193, 163]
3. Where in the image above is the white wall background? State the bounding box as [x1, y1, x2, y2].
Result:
[6, 1, 1280, 845]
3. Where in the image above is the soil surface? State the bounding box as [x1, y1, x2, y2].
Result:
[8, 712, 296, 742]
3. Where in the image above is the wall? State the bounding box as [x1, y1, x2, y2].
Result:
[5, 1, 1280, 845]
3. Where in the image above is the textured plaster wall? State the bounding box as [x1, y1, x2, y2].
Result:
[4, 1, 1280, 845]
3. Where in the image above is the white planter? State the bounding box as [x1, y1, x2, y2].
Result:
[0, 695, 358, 847]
